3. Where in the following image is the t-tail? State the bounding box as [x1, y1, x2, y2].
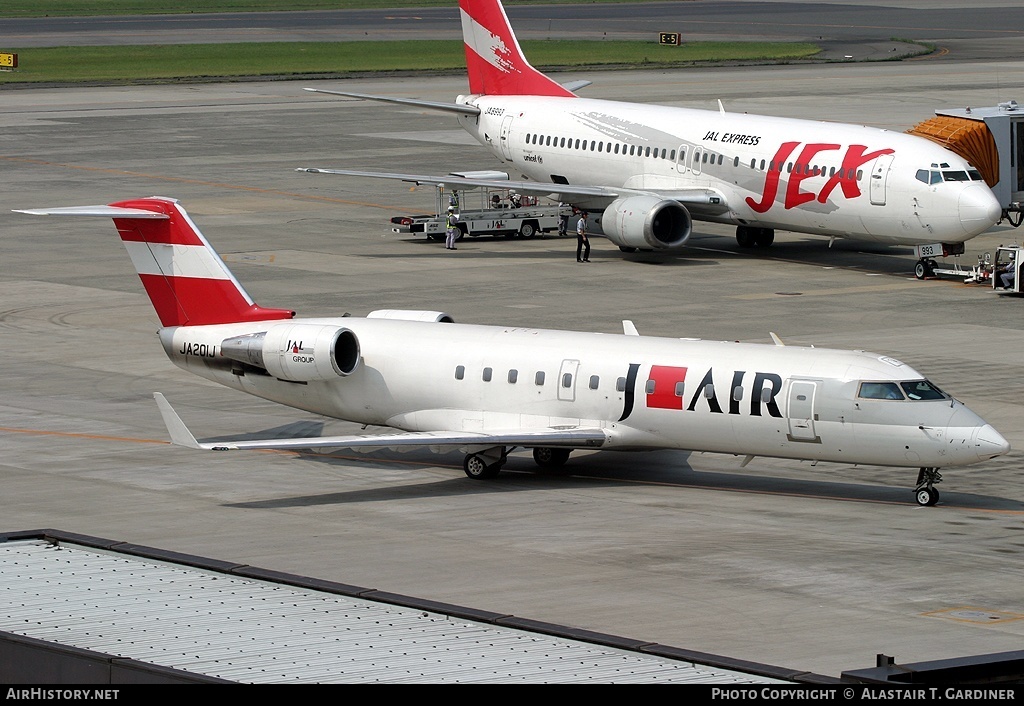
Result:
[459, 0, 575, 97]
[14, 197, 295, 327]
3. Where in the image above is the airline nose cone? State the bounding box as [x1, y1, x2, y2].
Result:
[974, 423, 1011, 459]
[959, 183, 1002, 236]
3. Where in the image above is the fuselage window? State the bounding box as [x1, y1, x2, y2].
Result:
[562, 373, 573, 388]
[858, 382, 904, 400]
[702, 152, 708, 163]
[589, 375, 600, 390]
[597, 142, 603, 153]
[734, 156, 739, 167]
[455, 365, 465, 380]
[750, 159, 756, 169]
[674, 381, 685, 397]
[732, 385, 744, 401]
[560, 137, 566, 148]
[575, 138, 581, 149]
[661, 148, 667, 159]
[645, 379, 656, 394]
[526, 133, 532, 144]
[670, 149, 676, 161]
[759, 159, 765, 170]
[589, 140, 596, 151]
[482, 367, 493, 382]
[787, 162, 793, 173]
[614, 144, 619, 154]
[616, 377, 626, 392]
[508, 369, 518, 384]
[535, 371, 546, 385]
[900, 380, 947, 400]
[629, 145, 636, 156]
[718, 154, 723, 165]
[856, 169, 863, 180]
[644, 146, 650, 157]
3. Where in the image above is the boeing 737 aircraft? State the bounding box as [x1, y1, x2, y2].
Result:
[16, 197, 1009, 505]
[300, 0, 1002, 258]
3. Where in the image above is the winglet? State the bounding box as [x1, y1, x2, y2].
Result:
[770, 332, 785, 346]
[622, 320, 640, 336]
[153, 393, 202, 449]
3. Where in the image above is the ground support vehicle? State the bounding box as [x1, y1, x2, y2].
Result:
[391, 183, 568, 241]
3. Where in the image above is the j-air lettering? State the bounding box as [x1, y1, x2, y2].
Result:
[623, 365, 783, 420]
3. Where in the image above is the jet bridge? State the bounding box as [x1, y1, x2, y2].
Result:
[907, 100, 1024, 226]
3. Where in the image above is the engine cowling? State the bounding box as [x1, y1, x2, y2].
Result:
[600, 196, 692, 250]
[367, 310, 454, 323]
[220, 324, 361, 382]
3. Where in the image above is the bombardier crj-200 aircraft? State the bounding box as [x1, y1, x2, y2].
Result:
[301, 0, 1002, 257]
[17, 197, 1009, 505]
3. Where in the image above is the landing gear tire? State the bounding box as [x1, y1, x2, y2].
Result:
[737, 226, 756, 248]
[914, 467, 942, 506]
[464, 453, 502, 480]
[754, 228, 775, 247]
[533, 447, 571, 469]
[914, 259, 935, 280]
[619, 246, 638, 253]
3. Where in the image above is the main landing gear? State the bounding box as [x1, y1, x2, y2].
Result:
[462, 447, 573, 479]
[914, 467, 943, 507]
[736, 226, 775, 248]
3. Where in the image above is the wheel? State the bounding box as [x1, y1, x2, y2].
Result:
[915, 487, 939, 506]
[533, 447, 571, 468]
[736, 226, 756, 248]
[618, 246, 638, 253]
[456, 226, 466, 241]
[914, 261, 927, 279]
[519, 222, 536, 238]
[754, 228, 775, 247]
[464, 454, 501, 479]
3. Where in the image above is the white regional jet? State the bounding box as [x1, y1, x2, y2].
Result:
[16, 197, 1009, 505]
[300, 0, 1003, 257]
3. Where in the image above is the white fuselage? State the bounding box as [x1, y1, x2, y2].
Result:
[159, 317, 1006, 469]
[456, 95, 1000, 245]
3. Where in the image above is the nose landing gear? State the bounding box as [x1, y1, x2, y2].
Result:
[914, 467, 943, 506]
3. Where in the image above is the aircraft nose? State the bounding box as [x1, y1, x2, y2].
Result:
[959, 183, 1002, 236]
[974, 423, 1011, 460]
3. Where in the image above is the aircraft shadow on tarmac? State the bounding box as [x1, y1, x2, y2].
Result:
[223, 447, 1024, 512]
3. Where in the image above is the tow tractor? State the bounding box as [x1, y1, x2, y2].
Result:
[390, 173, 568, 242]
[991, 245, 1023, 293]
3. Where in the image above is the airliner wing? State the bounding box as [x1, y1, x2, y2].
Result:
[155, 393, 607, 452]
[303, 88, 481, 116]
[297, 167, 622, 200]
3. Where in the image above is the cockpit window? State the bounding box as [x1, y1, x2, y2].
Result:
[858, 382, 905, 400]
[941, 170, 970, 182]
[900, 380, 947, 400]
[968, 169, 984, 181]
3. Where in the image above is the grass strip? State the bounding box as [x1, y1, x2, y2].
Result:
[0, 40, 820, 84]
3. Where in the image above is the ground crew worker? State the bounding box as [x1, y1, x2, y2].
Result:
[576, 210, 591, 262]
[445, 207, 459, 250]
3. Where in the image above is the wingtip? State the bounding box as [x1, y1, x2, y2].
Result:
[153, 393, 202, 449]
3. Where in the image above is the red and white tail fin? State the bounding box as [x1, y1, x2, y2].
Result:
[16, 197, 294, 328]
[459, 0, 575, 97]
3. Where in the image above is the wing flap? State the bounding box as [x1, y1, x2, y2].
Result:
[297, 167, 622, 200]
[155, 394, 607, 452]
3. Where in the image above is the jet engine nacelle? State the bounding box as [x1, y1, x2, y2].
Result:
[221, 324, 361, 382]
[600, 196, 692, 250]
[367, 310, 455, 323]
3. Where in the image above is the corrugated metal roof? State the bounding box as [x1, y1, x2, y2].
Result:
[0, 537, 788, 683]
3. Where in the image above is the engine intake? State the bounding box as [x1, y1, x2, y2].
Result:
[600, 196, 691, 250]
[221, 324, 361, 382]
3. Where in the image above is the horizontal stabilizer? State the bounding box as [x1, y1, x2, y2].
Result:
[304, 88, 481, 116]
[14, 205, 170, 219]
[154, 394, 608, 452]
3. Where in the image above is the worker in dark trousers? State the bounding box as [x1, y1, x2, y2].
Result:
[445, 207, 459, 250]
[576, 210, 591, 262]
